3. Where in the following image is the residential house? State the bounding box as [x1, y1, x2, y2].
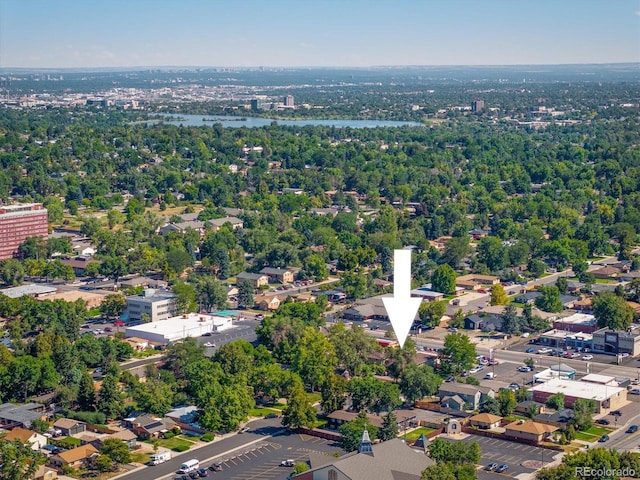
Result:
[469, 228, 491, 240]
[256, 295, 281, 311]
[476, 385, 497, 404]
[410, 288, 445, 302]
[516, 292, 542, 304]
[127, 414, 177, 439]
[71, 242, 96, 257]
[159, 220, 206, 236]
[566, 281, 585, 293]
[236, 272, 269, 288]
[591, 266, 620, 280]
[464, 314, 504, 332]
[455, 274, 499, 291]
[438, 384, 482, 410]
[259, 267, 295, 284]
[294, 435, 434, 480]
[207, 216, 244, 231]
[33, 465, 57, 480]
[467, 413, 501, 430]
[571, 298, 593, 314]
[326, 410, 416, 431]
[535, 409, 575, 428]
[504, 420, 558, 444]
[0, 403, 48, 429]
[310, 208, 339, 217]
[50, 444, 99, 469]
[53, 418, 86, 436]
[440, 395, 466, 411]
[105, 429, 138, 449]
[5, 427, 48, 450]
[515, 401, 544, 416]
[59, 256, 100, 276]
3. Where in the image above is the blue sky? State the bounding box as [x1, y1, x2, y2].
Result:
[1, 0, 638, 68]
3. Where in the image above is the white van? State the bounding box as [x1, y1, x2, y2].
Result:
[484, 372, 496, 379]
[178, 459, 200, 473]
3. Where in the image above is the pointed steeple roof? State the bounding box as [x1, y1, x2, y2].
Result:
[358, 426, 373, 455]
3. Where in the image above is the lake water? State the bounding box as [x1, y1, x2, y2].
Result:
[152, 114, 422, 129]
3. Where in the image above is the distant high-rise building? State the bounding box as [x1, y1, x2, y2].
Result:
[283, 95, 294, 107]
[250, 99, 261, 111]
[0, 203, 48, 260]
[471, 100, 485, 112]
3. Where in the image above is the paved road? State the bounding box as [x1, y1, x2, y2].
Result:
[602, 408, 640, 452]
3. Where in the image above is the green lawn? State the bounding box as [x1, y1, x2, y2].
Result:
[404, 427, 435, 442]
[575, 426, 612, 442]
[583, 426, 612, 436]
[249, 406, 281, 417]
[575, 431, 599, 441]
[145, 435, 195, 451]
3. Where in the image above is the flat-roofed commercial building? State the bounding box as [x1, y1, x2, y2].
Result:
[124, 288, 179, 323]
[0, 203, 48, 260]
[530, 378, 627, 413]
[125, 312, 234, 344]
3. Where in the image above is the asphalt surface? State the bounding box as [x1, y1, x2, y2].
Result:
[447, 435, 560, 478]
[115, 418, 344, 480]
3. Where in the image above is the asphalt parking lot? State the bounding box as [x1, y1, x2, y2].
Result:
[200, 431, 343, 480]
[448, 434, 555, 478]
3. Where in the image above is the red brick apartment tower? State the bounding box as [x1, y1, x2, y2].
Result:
[0, 203, 48, 260]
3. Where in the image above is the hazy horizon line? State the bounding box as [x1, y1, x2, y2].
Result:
[1, 62, 639, 73]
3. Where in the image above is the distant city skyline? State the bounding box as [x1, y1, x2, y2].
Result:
[1, 0, 638, 69]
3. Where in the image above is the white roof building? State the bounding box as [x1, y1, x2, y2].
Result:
[125, 312, 234, 345]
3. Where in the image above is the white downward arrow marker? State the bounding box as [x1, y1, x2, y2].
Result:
[382, 249, 422, 348]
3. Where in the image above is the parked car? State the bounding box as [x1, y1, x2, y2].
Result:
[596, 419, 610, 425]
[598, 434, 609, 442]
[280, 459, 295, 467]
[202, 332, 213, 336]
[538, 348, 552, 354]
[611, 410, 622, 416]
[626, 425, 638, 434]
[570, 352, 581, 358]
[203, 342, 216, 348]
[265, 413, 280, 419]
[518, 366, 532, 372]
[582, 354, 593, 360]
[628, 388, 640, 395]
[497, 464, 509, 473]
[525, 347, 536, 353]
[208, 463, 222, 472]
[369, 325, 379, 330]
[485, 463, 498, 471]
